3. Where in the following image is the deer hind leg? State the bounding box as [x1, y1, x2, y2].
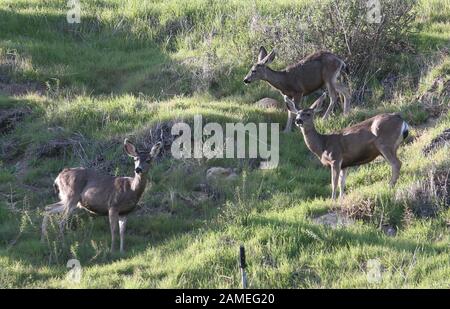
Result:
[339, 168, 348, 199]
[377, 145, 402, 187]
[109, 208, 119, 253]
[335, 83, 351, 115]
[41, 202, 65, 242]
[323, 82, 338, 119]
[118, 216, 128, 253]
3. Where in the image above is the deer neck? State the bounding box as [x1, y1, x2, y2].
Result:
[262, 67, 290, 93]
[300, 125, 325, 158]
[131, 173, 147, 198]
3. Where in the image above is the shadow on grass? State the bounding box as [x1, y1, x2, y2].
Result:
[0, 7, 195, 99]
[249, 215, 448, 256]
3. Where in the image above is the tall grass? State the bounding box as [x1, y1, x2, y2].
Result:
[0, 0, 449, 288]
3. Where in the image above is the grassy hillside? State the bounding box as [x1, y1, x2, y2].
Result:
[0, 0, 449, 288]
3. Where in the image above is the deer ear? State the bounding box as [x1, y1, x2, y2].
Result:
[150, 142, 162, 157]
[264, 49, 276, 64]
[284, 95, 299, 114]
[124, 139, 138, 157]
[310, 93, 327, 113]
[258, 46, 268, 62]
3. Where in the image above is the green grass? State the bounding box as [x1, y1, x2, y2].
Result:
[0, 0, 449, 288]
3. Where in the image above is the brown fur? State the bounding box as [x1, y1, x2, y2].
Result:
[286, 94, 408, 199]
[41, 140, 162, 252]
[244, 47, 351, 132]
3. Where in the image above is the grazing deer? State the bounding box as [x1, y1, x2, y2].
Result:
[41, 139, 162, 252]
[243, 47, 351, 132]
[285, 94, 409, 199]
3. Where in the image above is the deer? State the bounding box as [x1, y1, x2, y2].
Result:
[41, 139, 163, 253]
[243, 47, 351, 132]
[285, 93, 409, 200]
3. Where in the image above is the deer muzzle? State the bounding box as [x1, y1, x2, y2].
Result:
[295, 117, 304, 127]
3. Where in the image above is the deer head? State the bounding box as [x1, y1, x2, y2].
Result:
[124, 139, 162, 175]
[243, 46, 276, 84]
[285, 93, 327, 129]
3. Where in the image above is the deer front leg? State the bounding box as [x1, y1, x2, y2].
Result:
[109, 208, 119, 253]
[335, 83, 351, 115]
[377, 145, 402, 187]
[331, 163, 341, 200]
[118, 216, 127, 253]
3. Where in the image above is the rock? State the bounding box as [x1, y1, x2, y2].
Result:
[312, 211, 355, 229]
[206, 167, 239, 181]
[256, 97, 281, 109]
[191, 192, 210, 203]
[381, 225, 397, 237]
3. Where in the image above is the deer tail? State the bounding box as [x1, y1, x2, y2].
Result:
[401, 121, 409, 140]
[341, 61, 350, 75]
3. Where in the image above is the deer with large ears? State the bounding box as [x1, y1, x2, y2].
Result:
[243, 47, 351, 132]
[41, 139, 163, 252]
[285, 94, 409, 199]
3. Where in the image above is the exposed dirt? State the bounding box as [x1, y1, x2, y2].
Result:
[417, 76, 449, 119]
[0, 81, 46, 96]
[422, 128, 450, 156]
[0, 108, 30, 134]
[341, 198, 376, 221]
[396, 168, 450, 218]
[312, 211, 355, 229]
[36, 137, 82, 159]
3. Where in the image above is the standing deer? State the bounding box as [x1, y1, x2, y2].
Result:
[285, 94, 409, 199]
[41, 139, 162, 252]
[243, 47, 351, 132]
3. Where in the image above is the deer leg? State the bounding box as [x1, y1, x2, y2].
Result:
[339, 168, 348, 199]
[41, 202, 65, 242]
[377, 146, 402, 187]
[118, 216, 127, 253]
[331, 163, 341, 200]
[323, 83, 338, 119]
[109, 208, 119, 253]
[335, 83, 351, 115]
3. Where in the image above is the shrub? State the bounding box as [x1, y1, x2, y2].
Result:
[248, 0, 417, 103]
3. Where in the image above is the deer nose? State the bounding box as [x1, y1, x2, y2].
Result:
[243, 78, 250, 84]
[295, 118, 304, 126]
[135, 167, 143, 174]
